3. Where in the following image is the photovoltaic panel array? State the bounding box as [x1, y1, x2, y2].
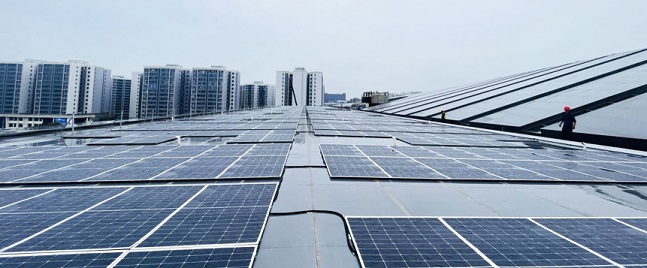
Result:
[0, 143, 291, 184]
[321, 144, 647, 182]
[227, 129, 295, 144]
[0, 183, 277, 267]
[348, 217, 647, 268]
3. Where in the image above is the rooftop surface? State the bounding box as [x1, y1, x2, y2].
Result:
[0, 106, 646, 267]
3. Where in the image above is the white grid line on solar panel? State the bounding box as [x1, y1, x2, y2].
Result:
[0, 251, 120, 267]
[347, 217, 647, 268]
[246, 143, 291, 156]
[103, 185, 209, 266]
[146, 146, 223, 180]
[0, 188, 133, 253]
[346, 217, 493, 268]
[219, 155, 288, 178]
[0, 189, 57, 210]
[354, 145, 392, 178]
[154, 157, 237, 179]
[369, 157, 448, 179]
[529, 219, 624, 267]
[535, 218, 647, 266]
[614, 218, 647, 234]
[323, 155, 389, 178]
[112, 246, 256, 268]
[215, 145, 257, 178]
[13, 147, 178, 183]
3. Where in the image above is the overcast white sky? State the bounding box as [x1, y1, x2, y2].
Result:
[1, 0, 646, 98]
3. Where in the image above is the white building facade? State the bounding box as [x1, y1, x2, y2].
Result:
[0, 60, 39, 114]
[129, 72, 142, 119]
[275, 68, 324, 106]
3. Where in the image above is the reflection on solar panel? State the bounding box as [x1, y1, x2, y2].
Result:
[536, 218, 647, 266]
[321, 144, 647, 182]
[348, 217, 647, 268]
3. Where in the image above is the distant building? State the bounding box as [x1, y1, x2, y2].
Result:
[179, 69, 192, 115]
[227, 70, 241, 111]
[0, 60, 38, 114]
[188, 66, 240, 115]
[361, 91, 389, 107]
[33, 61, 111, 115]
[129, 72, 142, 119]
[241, 81, 275, 109]
[276, 68, 324, 106]
[324, 93, 346, 103]
[140, 65, 182, 118]
[110, 75, 131, 119]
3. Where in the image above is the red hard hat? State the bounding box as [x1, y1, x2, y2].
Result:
[564, 106, 571, 111]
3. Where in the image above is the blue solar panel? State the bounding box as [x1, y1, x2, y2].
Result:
[139, 206, 268, 247]
[348, 217, 490, 267]
[8, 209, 172, 251]
[356, 145, 406, 157]
[446, 218, 614, 267]
[94, 186, 203, 210]
[246, 144, 291, 156]
[0, 160, 32, 170]
[0, 189, 49, 207]
[371, 157, 445, 179]
[201, 145, 253, 157]
[324, 156, 388, 178]
[319, 144, 363, 156]
[114, 247, 255, 268]
[618, 218, 647, 231]
[19, 168, 108, 183]
[536, 218, 647, 266]
[185, 184, 276, 209]
[219, 156, 286, 178]
[0, 252, 119, 267]
[0, 212, 74, 249]
[0, 188, 126, 213]
[86, 167, 168, 181]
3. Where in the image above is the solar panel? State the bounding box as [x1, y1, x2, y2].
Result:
[114, 247, 255, 268]
[445, 218, 613, 267]
[0, 212, 74, 249]
[138, 184, 275, 247]
[94, 186, 203, 211]
[348, 217, 491, 267]
[0, 252, 120, 267]
[319, 144, 363, 156]
[618, 218, 647, 231]
[0, 188, 126, 213]
[7, 209, 173, 252]
[324, 156, 388, 178]
[371, 157, 445, 179]
[536, 218, 647, 266]
[356, 145, 406, 157]
[0, 189, 49, 207]
[219, 155, 286, 178]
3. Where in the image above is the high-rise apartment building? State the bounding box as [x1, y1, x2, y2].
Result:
[129, 72, 142, 119]
[241, 81, 275, 109]
[190, 66, 229, 115]
[32, 61, 111, 115]
[276, 68, 324, 106]
[0, 60, 38, 114]
[227, 70, 241, 111]
[179, 69, 191, 115]
[110, 75, 131, 118]
[140, 65, 182, 118]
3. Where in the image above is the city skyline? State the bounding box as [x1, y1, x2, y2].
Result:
[2, 0, 647, 98]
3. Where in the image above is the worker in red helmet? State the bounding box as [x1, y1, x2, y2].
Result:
[558, 106, 576, 140]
